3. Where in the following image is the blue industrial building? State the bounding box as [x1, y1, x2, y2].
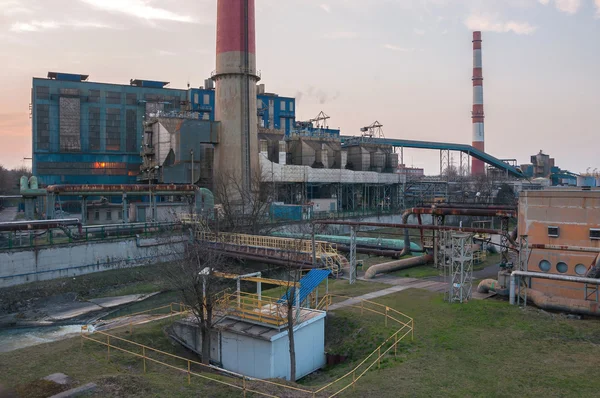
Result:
[32, 72, 297, 186]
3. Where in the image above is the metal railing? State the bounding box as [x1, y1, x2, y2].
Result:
[214, 291, 290, 328]
[81, 294, 414, 397]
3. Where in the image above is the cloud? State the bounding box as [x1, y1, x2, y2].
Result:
[320, 3, 331, 13]
[465, 13, 537, 35]
[0, 0, 32, 16]
[413, 28, 426, 35]
[324, 31, 358, 39]
[554, 0, 581, 14]
[80, 0, 195, 23]
[596, 0, 600, 17]
[10, 20, 113, 33]
[538, 0, 550, 4]
[382, 44, 415, 52]
[295, 86, 340, 105]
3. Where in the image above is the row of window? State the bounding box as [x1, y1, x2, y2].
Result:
[36, 86, 184, 106]
[36, 105, 138, 152]
[547, 226, 600, 240]
[257, 99, 295, 112]
[538, 260, 588, 276]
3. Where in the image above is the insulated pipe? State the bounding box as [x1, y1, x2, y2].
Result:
[365, 254, 433, 279]
[335, 244, 404, 259]
[509, 271, 600, 306]
[314, 221, 502, 234]
[0, 218, 81, 232]
[477, 279, 499, 294]
[520, 288, 600, 317]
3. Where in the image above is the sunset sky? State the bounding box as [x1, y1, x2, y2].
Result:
[0, 0, 599, 174]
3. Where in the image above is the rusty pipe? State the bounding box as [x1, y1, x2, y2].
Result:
[365, 254, 433, 279]
[46, 184, 197, 194]
[315, 221, 502, 235]
[521, 288, 600, 317]
[529, 244, 600, 253]
[434, 203, 517, 211]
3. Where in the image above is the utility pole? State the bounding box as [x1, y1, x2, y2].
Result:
[190, 149, 194, 185]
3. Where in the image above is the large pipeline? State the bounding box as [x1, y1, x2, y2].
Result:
[509, 271, 600, 305]
[435, 203, 517, 211]
[520, 288, 600, 317]
[0, 218, 81, 232]
[46, 184, 196, 194]
[364, 254, 433, 279]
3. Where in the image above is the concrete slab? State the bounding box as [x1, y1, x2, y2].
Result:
[43, 373, 71, 385]
[87, 292, 159, 309]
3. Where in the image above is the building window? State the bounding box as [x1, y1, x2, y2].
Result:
[556, 262, 568, 274]
[280, 117, 285, 131]
[126, 109, 137, 152]
[547, 226, 559, 238]
[89, 107, 101, 151]
[94, 211, 100, 221]
[106, 211, 112, 221]
[126, 93, 137, 105]
[106, 91, 122, 105]
[575, 264, 587, 276]
[538, 260, 551, 272]
[36, 86, 50, 100]
[290, 101, 294, 112]
[203, 94, 210, 105]
[194, 93, 199, 104]
[590, 229, 600, 240]
[89, 90, 100, 103]
[36, 104, 50, 150]
[280, 101, 285, 111]
[106, 108, 121, 151]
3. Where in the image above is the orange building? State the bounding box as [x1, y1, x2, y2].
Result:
[518, 189, 600, 300]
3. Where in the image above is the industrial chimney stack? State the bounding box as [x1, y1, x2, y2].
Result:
[213, 0, 260, 193]
[471, 31, 485, 175]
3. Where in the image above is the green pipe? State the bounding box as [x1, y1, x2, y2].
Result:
[272, 232, 422, 252]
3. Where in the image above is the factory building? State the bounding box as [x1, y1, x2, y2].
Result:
[518, 189, 600, 300]
[31, 72, 295, 186]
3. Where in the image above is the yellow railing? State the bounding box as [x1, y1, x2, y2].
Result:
[81, 294, 414, 397]
[198, 231, 337, 256]
[215, 291, 289, 327]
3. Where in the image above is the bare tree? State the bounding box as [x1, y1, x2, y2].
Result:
[213, 167, 274, 234]
[158, 217, 234, 365]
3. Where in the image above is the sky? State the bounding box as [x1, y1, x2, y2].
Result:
[0, 0, 599, 174]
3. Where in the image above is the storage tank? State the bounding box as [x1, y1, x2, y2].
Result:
[28, 176, 38, 190]
[19, 176, 29, 191]
[371, 151, 385, 171]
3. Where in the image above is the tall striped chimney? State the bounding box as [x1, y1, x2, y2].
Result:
[213, 0, 260, 193]
[471, 31, 485, 175]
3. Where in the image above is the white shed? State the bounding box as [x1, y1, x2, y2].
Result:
[171, 308, 326, 381]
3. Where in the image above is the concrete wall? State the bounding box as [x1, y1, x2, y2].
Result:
[0, 236, 184, 288]
[221, 329, 274, 379]
[170, 321, 221, 363]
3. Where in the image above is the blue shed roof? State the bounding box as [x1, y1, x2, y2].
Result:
[279, 269, 331, 306]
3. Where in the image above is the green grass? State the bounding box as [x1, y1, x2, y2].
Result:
[4, 286, 600, 397]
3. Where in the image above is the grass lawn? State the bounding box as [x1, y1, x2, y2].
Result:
[3, 287, 600, 397]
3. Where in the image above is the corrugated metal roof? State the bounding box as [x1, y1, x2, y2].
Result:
[279, 269, 331, 306]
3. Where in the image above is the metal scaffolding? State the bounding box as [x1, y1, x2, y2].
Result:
[445, 232, 474, 303]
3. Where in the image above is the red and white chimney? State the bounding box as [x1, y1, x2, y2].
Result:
[471, 31, 485, 175]
[213, 0, 260, 192]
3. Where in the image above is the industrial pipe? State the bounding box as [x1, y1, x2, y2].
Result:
[406, 207, 517, 219]
[435, 203, 517, 211]
[314, 221, 502, 235]
[509, 271, 600, 306]
[364, 254, 433, 279]
[46, 184, 196, 194]
[336, 244, 403, 259]
[529, 244, 600, 253]
[520, 288, 600, 317]
[0, 218, 81, 232]
[477, 279, 500, 294]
